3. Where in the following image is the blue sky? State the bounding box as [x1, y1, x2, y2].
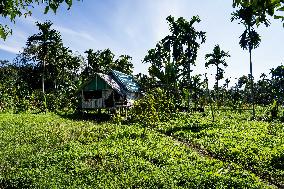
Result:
[0, 0, 283, 87]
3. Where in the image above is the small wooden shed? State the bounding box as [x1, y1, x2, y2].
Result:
[78, 70, 142, 110]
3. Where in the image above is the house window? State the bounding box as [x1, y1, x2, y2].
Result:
[83, 90, 102, 100]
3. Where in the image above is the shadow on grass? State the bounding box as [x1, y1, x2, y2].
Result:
[59, 111, 112, 123]
[165, 123, 216, 136]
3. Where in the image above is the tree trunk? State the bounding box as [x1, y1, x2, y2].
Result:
[42, 57, 47, 112]
[216, 64, 219, 107]
[42, 59, 45, 94]
[249, 48, 255, 118]
[188, 62, 191, 110]
[205, 74, 214, 122]
[54, 79, 57, 90]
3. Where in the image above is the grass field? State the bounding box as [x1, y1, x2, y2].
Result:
[156, 111, 284, 188]
[0, 113, 282, 188]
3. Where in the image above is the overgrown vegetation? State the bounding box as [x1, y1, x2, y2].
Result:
[1, 0, 284, 188]
[155, 110, 284, 188]
[0, 114, 277, 188]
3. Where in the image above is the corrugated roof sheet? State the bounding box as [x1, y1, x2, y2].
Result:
[97, 73, 125, 95]
[111, 70, 140, 93]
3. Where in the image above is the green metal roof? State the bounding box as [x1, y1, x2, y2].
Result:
[78, 71, 141, 97]
[111, 70, 141, 93]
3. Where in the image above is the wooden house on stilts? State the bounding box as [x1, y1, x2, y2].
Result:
[78, 70, 142, 111]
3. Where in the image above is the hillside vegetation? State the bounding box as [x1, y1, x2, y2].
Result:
[155, 110, 284, 188]
[0, 113, 278, 188]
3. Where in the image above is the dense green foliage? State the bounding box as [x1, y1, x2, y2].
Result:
[205, 45, 230, 105]
[233, 0, 284, 26]
[1, 3, 284, 188]
[155, 110, 284, 188]
[0, 21, 135, 112]
[144, 15, 206, 95]
[130, 88, 176, 126]
[83, 49, 134, 78]
[0, 0, 82, 39]
[0, 113, 277, 188]
[1, 12, 284, 114]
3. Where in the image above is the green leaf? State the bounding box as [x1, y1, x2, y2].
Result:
[0, 28, 6, 40]
[44, 6, 50, 14]
[277, 5, 284, 11]
[274, 15, 283, 19]
[49, 3, 57, 13]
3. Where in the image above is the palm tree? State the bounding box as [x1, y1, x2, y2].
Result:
[231, 5, 265, 118]
[26, 21, 62, 95]
[166, 15, 206, 108]
[205, 45, 230, 105]
[144, 15, 206, 107]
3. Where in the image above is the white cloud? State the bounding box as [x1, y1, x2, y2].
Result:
[0, 29, 28, 54]
[53, 25, 96, 42]
[0, 44, 22, 54]
[2, 0, 284, 81]
[149, 0, 181, 42]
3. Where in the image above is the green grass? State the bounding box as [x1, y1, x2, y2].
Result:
[0, 113, 275, 188]
[156, 110, 284, 188]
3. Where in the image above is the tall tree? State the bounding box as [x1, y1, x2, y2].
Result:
[271, 65, 284, 103]
[233, 0, 284, 26]
[84, 48, 133, 77]
[0, 0, 81, 39]
[25, 21, 62, 95]
[114, 55, 134, 75]
[205, 45, 230, 105]
[99, 49, 115, 74]
[135, 73, 156, 92]
[144, 41, 179, 90]
[232, 5, 267, 118]
[144, 15, 206, 97]
[84, 49, 101, 77]
[237, 75, 251, 104]
[191, 74, 206, 108]
[168, 15, 206, 107]
[255, 73, 272, 105]
[49, 46, 82, 90]
[174, 16, 206, 89]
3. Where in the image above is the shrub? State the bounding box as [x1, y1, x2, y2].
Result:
[129, 88, 176, 127]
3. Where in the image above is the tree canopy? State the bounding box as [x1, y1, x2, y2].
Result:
[205, 45, 230, 99]
[231, 2, 266, 118]
[0, 0, 81, 39]
[144, 15, 206, 91]
[25, 21, 62, 94]
[233, 0, 284, 26]
[83, 48, 134, 79]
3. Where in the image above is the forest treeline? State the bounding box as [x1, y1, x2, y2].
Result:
[0, 21, 136, 112]
[0, 0, 284, 117]
[0, 18, 283, 114]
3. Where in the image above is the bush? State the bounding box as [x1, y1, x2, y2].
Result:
[0, 87, 79, 113]
[129, 88, 176, 127]
[270, 100, 279, 119]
